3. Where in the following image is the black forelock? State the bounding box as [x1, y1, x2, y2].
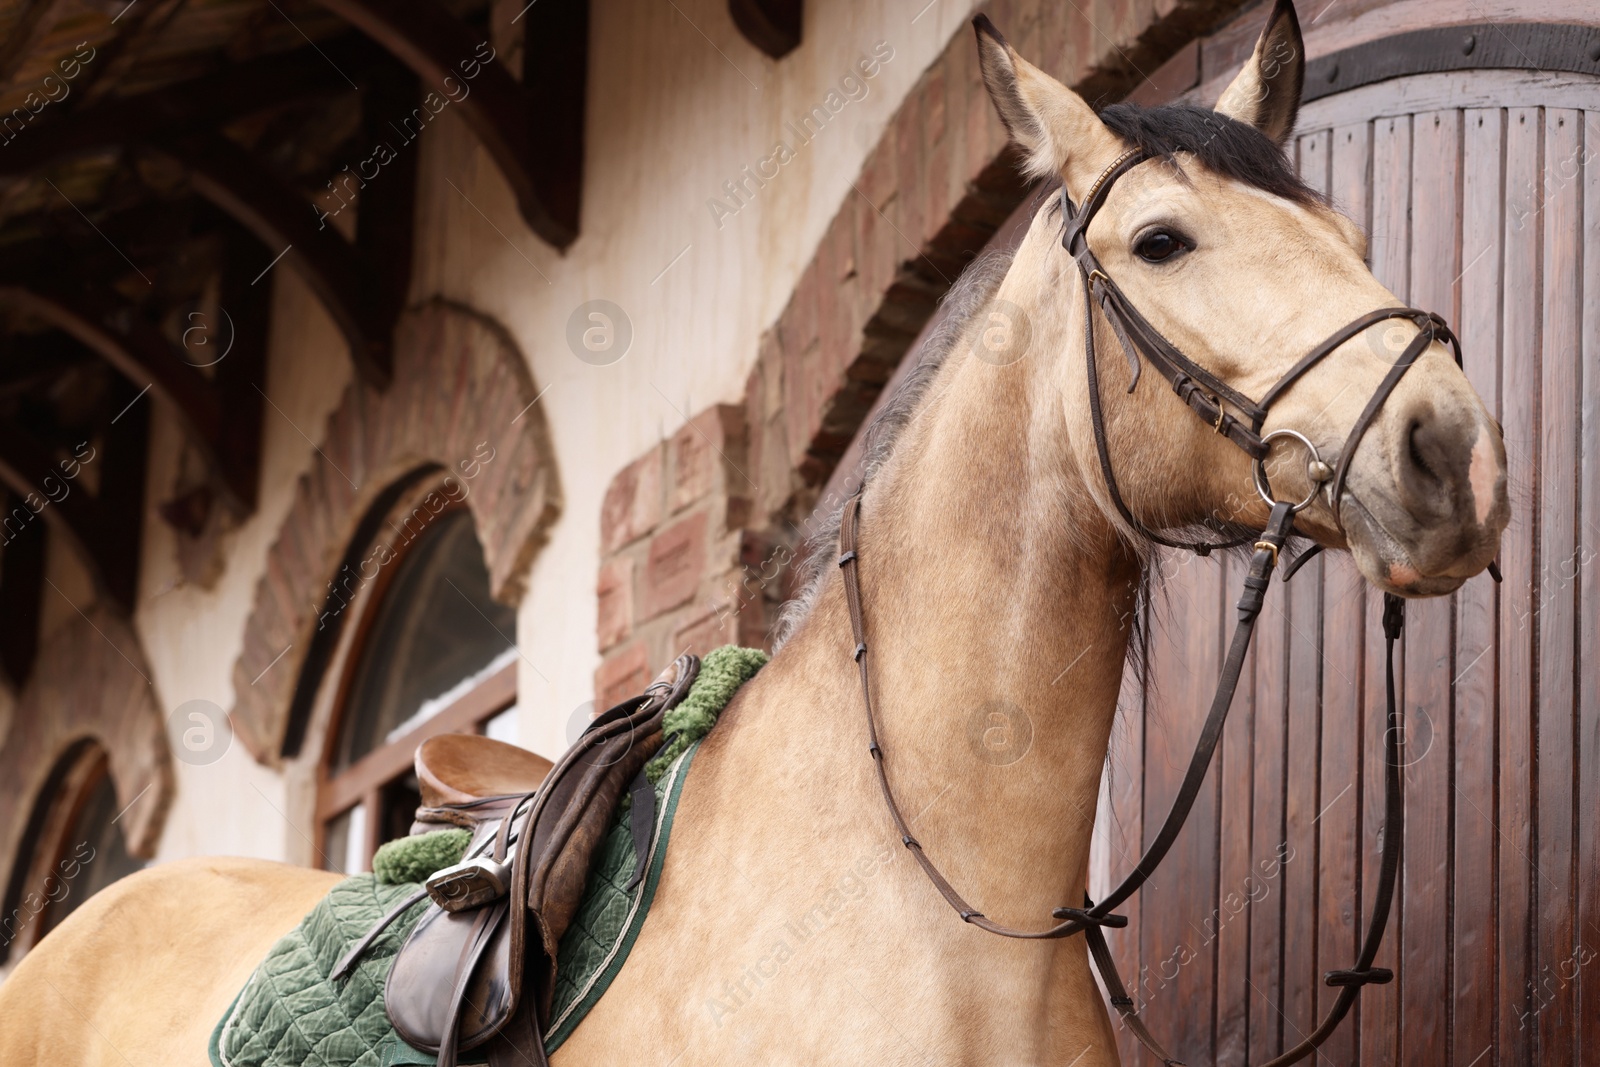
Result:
[1096, 102, 1321, 206]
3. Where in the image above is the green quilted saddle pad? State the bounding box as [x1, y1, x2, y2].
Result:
[210, 742, 700, 1067]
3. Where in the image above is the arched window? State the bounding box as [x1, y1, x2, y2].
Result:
[314, 489, 519, 874]
[1, 742, 144, 960]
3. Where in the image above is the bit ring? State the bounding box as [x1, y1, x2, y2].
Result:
[1253, 428, 1325, 513]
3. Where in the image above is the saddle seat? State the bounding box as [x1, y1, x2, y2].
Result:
[415, 734, 555, 809]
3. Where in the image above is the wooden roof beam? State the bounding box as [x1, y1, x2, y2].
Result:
[0, 36, 380, 178]
[0, 418, 118, 604]
[312, 0, 582, 249]
[0, 282, 258, 509]
[728, 0, 802, 59]
[152, 132, 392, 386]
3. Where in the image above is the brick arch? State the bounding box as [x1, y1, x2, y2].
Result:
[0, 606, 173, 901]
[593, 0, 1247, 696]
[229, 299, 561, 763]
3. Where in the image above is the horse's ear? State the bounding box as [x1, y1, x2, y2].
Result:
[1214, 0, 1305, 146]
[973, 14, 1121, 189]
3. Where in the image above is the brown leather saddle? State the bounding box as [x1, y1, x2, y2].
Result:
[333, 653, 700, 1067]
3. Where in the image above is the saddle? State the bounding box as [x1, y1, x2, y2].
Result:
[337, 654, 700, 1067]
[415, 733, 555, 812]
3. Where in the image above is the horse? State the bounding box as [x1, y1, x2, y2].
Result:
[0, 3, 1507, 1063]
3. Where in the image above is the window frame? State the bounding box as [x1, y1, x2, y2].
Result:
[315, 660, 515, 865]
[309, 476, 519, 873]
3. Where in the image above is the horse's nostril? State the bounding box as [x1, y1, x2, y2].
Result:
[1407, 420, 1441, 485]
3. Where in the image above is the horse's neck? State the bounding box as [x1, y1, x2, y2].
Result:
[781, 248, 1142, 925]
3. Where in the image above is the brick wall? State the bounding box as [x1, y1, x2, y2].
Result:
[593, 0, 1251, 695]
[594, 405, 778, 708]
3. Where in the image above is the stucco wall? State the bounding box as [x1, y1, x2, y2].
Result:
[138, 273, 353, 863]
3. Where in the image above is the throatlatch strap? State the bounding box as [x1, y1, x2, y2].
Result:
[1078, 261, 1258, 553]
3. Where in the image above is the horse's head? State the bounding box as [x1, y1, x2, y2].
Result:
[975, 0, 1507, 596]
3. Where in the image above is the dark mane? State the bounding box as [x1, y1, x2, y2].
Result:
[1096, 102, 1321, 206]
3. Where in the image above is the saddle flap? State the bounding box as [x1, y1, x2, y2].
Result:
[527, 725, 665, 952]
[385, 899, 514, 1055]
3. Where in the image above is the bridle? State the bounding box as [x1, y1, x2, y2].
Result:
[1066, 148, 1459, 556]
[837, 148, 1473, 1065]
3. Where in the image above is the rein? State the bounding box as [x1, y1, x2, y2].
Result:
[837, 148, 1464, 1066]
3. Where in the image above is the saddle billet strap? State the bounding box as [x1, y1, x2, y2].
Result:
[486, 994, 547, 1067]
[434, 899, 511, 1067]
[623, 768, 657, 893]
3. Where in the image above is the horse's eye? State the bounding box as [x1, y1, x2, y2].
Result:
[1135, 231, 1188, 263]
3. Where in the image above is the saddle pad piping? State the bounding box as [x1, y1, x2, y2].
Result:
[541, 739, 697, 1052]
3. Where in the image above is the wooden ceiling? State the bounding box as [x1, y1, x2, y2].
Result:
[0, 0, 589, 688]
